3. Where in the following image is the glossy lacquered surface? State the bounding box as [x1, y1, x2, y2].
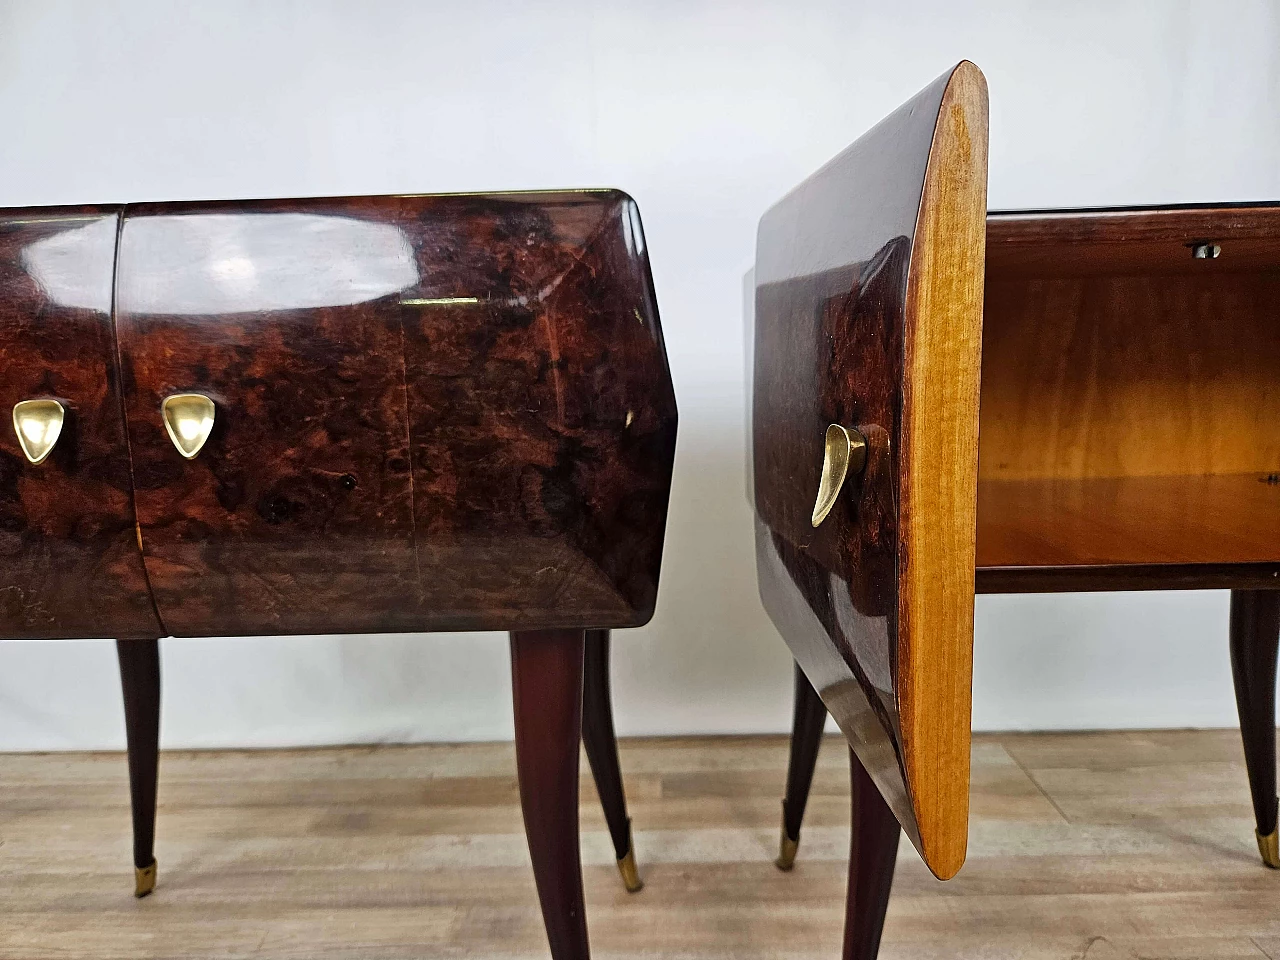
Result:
[842, 750, 900, 960]
[510, 629, 590, 960]
[752, 62, 989, 879]
[776, 199, 1280, 904]
[114, 192, 676, 636]
[0, 206, 161, 639]
[1229, 590, 1280, 847]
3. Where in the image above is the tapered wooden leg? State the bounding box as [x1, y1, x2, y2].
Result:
[1229, 589, 1280, 868]
[777, 661, 829, 869]
[116, 638, 160, 897]
[511, 629, 590, 960]
[842, 748, 900, 960]
[581, 629, 643, 892]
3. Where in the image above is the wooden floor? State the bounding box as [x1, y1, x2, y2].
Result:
[0, 730, 1277, 959]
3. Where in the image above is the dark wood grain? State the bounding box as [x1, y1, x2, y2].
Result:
[752, 62, 988, 880]
[401, 193, 677, 630]
[511, 629, 590, 960]
[778, 661, 828, 864]
[114, 198, 419, 637]
[581, 629, 638, 875]
[0, 206, 161, 639]
[841, 749, 900, 960]
[113, 193, 676, 637]
[1229, 590, 1280, 857]
[116, 638, 160, 885]
[0, 193, 669, 960]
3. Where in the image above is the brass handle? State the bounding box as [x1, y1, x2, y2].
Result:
[811, 424, 868, 528]
[12, 399, 66, 465]
[162, 394, 216, 459]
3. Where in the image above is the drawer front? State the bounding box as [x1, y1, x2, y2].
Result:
[751, 63, 987, 879]
[0, 207, 161, 639]
[115, 199, 420, 637]
[116, 192, 676, 636]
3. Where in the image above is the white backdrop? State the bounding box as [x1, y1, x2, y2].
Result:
[0, 0, 1276, 750]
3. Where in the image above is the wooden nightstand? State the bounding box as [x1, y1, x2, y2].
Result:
[751, 61, 1280, 957]
[0, 191, 676, 959]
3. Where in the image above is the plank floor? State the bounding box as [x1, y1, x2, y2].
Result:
[0, 730, 1277, 958]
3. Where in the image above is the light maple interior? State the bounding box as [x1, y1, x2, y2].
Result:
[976, 223, 1280, 568]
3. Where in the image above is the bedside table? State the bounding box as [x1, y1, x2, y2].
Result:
[751, 61, 1279, 958]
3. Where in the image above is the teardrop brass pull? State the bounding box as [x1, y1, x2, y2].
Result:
[162, 394, 215, 459]
[811, 424, 868, 528]
[12, 399, 65, 465]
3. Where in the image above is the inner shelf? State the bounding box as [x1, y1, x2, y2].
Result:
[976, 473, 1280, 569]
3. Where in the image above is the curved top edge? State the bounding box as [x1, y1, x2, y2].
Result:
[758, 60, 981, 229]
[0, 189, 631, 218]
[0, 204, 123, 221]
[755, 62, 972, 290]
[897, 59, 989, 880]
[123, 188, 632, 217]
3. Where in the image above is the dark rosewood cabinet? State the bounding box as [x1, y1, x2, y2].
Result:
[752, 61, 1280, 959]
[2, 190, 676, 960]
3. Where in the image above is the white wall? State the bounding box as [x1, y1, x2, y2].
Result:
[0, 0, 1276, 750]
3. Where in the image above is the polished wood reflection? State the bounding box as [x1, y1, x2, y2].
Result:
[0, 205, 161, 640]
[841, 750, 899, 960]
[511, 629, 591, 960]
[1229, 590, 1280, 860]
[0, 190, 674, 960]
[752, 61, 989, 880]
[113, 192, 677, 637]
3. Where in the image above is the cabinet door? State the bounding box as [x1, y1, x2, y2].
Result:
[115, 199, 419, 637]
[751, 62, 988, 879]
[0, 206, 161, 639]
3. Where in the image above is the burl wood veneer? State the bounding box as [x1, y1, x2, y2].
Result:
[1, 189, 676, 960]
[751, 61, 989, 881]
[113, 192, 676, 637]
[0, 206, 161, 639]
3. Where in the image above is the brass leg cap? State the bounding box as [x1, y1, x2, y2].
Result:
[1257, 825, 1279, 869]
[776, 817, 799, 872]
[134, 859, 157, 898]
[617, 846, 644, 893]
